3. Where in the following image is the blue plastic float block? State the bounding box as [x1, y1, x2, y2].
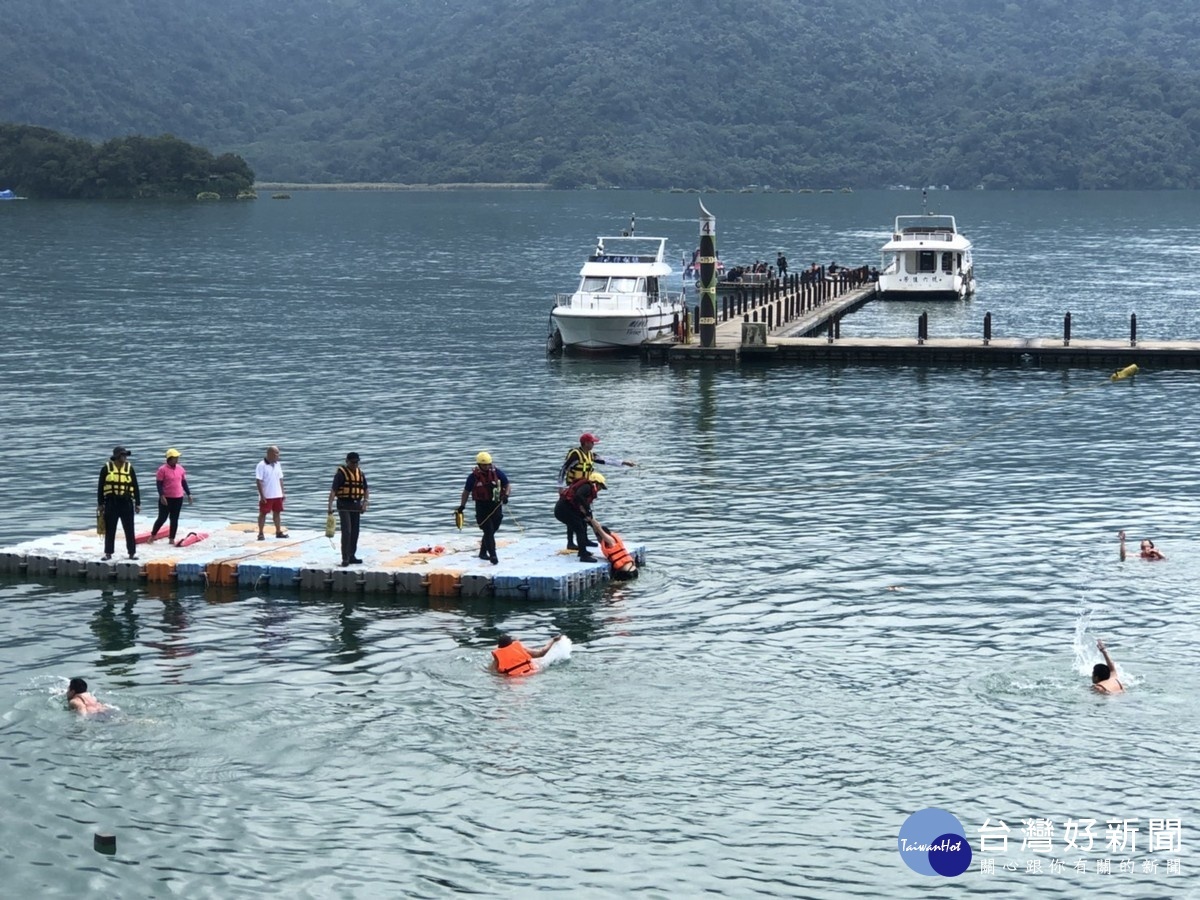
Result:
[115, 561, 142, 581]
[0, 551, 22, 572]
[269, 566, 300, 589]
[60, 559, 88, 578]
[527, 576, 563, 601]
[238, 563, 270, 588]
[362, 571, 394, 593]
[26, 555, 53, 576]
[331, 569, 363, 592]
[459, 574, 493, 598]
[492, 575, 531, 600]
[393, 571, 427, 597]
[300, 568, 333, 591]
[86, 560, 115, 580]
[176, 561, 205, 584]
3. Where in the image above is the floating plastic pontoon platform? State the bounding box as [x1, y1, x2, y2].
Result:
[0, 519, 644, 601]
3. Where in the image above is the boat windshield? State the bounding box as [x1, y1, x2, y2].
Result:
[609, 277, 640, 293]
[582, 277, 608, 292]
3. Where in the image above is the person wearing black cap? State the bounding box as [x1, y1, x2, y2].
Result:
[96, 446, 141, 560]
[327, 452, 369, 566]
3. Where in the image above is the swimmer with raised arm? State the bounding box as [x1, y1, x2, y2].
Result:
[1119, 530, 1166, 561]
[1091, 640, 1124, 695]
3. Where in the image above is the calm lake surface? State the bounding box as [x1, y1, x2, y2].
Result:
[2, 190, 1199, 898]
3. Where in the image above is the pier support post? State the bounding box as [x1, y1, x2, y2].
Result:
[1130, 313, 1137, 347]
[1063, 311, 1072, 347]
[983, 311, 992, 346]
[918, 311, 928, 345]
[698, 202, 718, 348]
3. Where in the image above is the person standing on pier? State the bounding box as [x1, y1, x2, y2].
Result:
[150, 448, 193, 545]
[96, 445, 141, 560]
[328, 452, 369, 566]
[558, 433, 634, 550]
[256, 445, 288, 539]
[458, 451, 510, 565]
[776, 253, 788, 279]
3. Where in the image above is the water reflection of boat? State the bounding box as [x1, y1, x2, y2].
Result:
[549, 219, 686, 353]
[877, 213, 975, 300]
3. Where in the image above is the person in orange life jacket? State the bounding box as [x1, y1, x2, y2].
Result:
[593, 522, 638, 579]
[96, 445, 141, 560]
[150, 448, 193, 545]
[555, 472, 612, 562]
[328, 452, 370, 566]
[458, 451, 510, 565]
[492, 633, 564, 676]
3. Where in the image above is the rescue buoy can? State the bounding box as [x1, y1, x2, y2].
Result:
[324, 514, 336, 538]
[94, 832, 116, 854]
[96, 510, 105, 536]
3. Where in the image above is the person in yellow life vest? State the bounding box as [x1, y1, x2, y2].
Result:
[491, 633, 564, 677]
[328, 452, 370, 567]
[458, 451, 511, 565]
[558, 432, 635, 550]
[96, 445, 141, 560]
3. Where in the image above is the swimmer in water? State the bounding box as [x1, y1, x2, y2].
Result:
[66, 677, 111, 715]
[1118, 530, 1165, 561]
[1091, 639, 1124, 695]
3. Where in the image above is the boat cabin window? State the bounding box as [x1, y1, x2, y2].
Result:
[609, 277, 640, 293]
[941, 252, 953, 274]
[582, 276, 608, 292]
[917, 250, 937, 273]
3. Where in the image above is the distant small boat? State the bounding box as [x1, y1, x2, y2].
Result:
[0, 188, 23, 200]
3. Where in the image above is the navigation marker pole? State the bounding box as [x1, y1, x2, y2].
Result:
[698, 200, 717, 348]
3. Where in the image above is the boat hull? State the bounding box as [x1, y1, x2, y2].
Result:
[551, 306, 683, 351]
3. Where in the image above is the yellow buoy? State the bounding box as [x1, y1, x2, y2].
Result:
[454, 508, 464, 530]
[324, 514, 336, 537]
[1110, 364, 1139, 382]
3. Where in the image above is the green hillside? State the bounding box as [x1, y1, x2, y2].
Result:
[2, 0, 1199, 188]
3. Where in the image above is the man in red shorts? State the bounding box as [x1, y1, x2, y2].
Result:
[255, 444, 288, 539]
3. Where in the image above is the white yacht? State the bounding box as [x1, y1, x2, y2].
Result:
[878, 214, 975, 300]
[549, 224, 686, 352]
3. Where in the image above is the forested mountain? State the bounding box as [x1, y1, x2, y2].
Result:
[2, 0, 1199, 189]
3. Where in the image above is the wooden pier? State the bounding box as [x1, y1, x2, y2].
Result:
[0, 519, 643, 601]
[645, 277, 1200, 370]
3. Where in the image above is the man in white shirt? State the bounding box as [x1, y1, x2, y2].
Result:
[255, 445, 288, 539]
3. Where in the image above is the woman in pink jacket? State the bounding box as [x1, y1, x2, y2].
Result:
[150, 448, 194, 544]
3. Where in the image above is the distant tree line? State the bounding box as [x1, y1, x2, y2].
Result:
[0, 124, 254, 199]
[2, 0, 1200, 189]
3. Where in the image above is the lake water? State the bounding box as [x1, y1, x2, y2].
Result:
[2, 190, 1199, 898]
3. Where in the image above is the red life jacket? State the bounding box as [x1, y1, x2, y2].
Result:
[471, 465, 502, 502]
[492, 641, 534, 676]
[601, 532, 635, 571]
[558, 478, 595, 512]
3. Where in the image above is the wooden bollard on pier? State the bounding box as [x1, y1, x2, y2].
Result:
[983, 311, 992, 346]
[1130, 313, 1138, 347]
[1063, 311, 1072, 347]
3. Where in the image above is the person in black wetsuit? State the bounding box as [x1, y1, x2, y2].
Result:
[327, 452, 370, 566]
[458, 451, 510, 565]
[555, 472, 608, 562]
[96, 445, 141, 560]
